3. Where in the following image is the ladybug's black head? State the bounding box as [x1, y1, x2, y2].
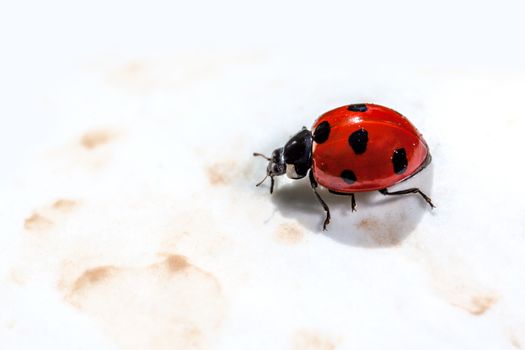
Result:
[253, 147, 285, 194]
[253, 128, 313, 193]
[268, 147, 286, 177]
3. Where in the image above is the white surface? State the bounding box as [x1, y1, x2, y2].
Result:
[1, 1, 525, 349]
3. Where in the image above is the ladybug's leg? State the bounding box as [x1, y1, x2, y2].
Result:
[309, 170, 331, 230]
[379, 188, 435, 209]
[255, 175, 275, 194]
[328, 190, 357, 212]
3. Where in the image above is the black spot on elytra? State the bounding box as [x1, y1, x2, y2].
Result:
[348, 104, 368, 112]
[348, 128, 368, 154]
[341, 170, 357, 184]
[313, 121, 330, 144]
[392, 148, 408, 174]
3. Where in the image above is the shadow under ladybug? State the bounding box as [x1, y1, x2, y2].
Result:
[268, 178, 433, 247]
[253, 104, 435, 231]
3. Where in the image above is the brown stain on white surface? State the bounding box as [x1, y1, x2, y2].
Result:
[159, 208, 235, 259]
[64, 255, 225, 350]
[432, 266, 499, 316]
[165, 254, 191, 272]
[441, 290, 499, 316]
[293, 329, 340, 350]
[206, 160, 237, 186]
[52, 199, 78, 211]
[510, 333, 522, 348]
[80, 130, 115, 150]
[356, 215, 405, 246]
[24, 212, 53, 231]
[7, 269, 27, 286]
[507, 327, 525, 349]
[275, 222, 304, 245]
[23, 198, 79, 231]
[460, 294, 499, 316]
[43, 128, 118, 173]
[105, 54, 262, 93]
[70, 266, 117, 295]
[406, 240, 500, 317]
[106, 61, 158, 93]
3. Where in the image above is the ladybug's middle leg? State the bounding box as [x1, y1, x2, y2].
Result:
[328, 190, 357, 212]
[379, 188, 435, 208]
[309, 170, 331, 230]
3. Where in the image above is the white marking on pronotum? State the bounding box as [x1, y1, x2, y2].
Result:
[286, 164, 302, 179]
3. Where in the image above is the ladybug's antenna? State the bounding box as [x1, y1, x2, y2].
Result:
[253, 152, 276, 194]
[253, 152, 271, 161]
[256, 174, 275, 194]
[256, 174, 268, 187]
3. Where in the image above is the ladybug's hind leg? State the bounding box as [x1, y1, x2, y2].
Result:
[328, 190, 357, 212]
[309, 170, 331, 230]
[378, 188, 435, 209]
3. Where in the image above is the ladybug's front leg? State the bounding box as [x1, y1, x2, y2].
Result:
[309, 170, 331, 230]
[378, 188, 435, 208]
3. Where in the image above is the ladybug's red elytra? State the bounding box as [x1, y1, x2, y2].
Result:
[254, 103, 434, 230]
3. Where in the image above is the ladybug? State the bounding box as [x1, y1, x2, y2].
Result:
[254, 103, 434, 230]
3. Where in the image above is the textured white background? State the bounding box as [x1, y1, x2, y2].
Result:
[1, 1, 525, 349]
